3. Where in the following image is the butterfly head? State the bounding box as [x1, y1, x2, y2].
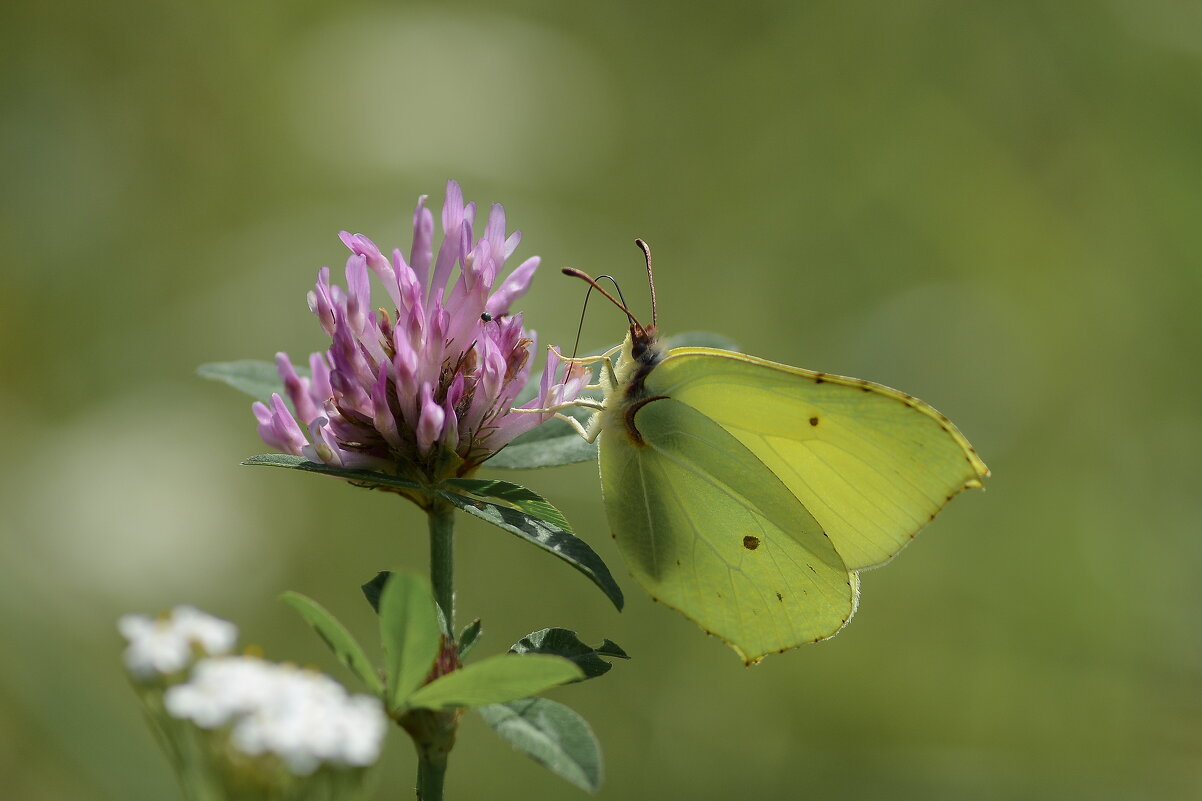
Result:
[629, 321, 660, 364]
[612, 322, 665, 407]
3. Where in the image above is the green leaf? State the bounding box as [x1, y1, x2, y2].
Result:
[458, 619, 482, 660]
[197, 360, 301, 402]
[436, 489, 624, 611]
[442, 478, 575, 534]
[378, 573, 442, 711]
[245, 463, 625, 610]
[404, 654, 584, 711]
[242, 454, 424, 493]
[509, 628, 629, 681]
[361, 571, 391, 614]
[478, 698, 602, 793]
[279, 592, 383, 695]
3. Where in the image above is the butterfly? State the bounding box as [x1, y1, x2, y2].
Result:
[555, 241, 989, 664]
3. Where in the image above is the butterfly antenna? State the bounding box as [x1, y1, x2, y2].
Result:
[635, 238, 657, 327]
[562, 268, 646, 336]
[570, 274, 632, 358]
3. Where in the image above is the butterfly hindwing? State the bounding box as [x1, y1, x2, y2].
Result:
[599, 396, 856, 663]
[644, 348, 990, 570]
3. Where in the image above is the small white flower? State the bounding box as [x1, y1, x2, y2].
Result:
[164, 656, 387, 775]
[118, 606, 237, 680]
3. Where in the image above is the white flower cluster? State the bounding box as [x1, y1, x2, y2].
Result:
[164, 656, 388, 775]
[118, 606, 238, 680]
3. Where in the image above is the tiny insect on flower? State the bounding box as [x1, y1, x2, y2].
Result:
[252, 181, 588, 487]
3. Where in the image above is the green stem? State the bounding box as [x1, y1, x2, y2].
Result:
[408, 503, 457, 801]
[428, 502, 455, 635]
[416, 752, 448, 801]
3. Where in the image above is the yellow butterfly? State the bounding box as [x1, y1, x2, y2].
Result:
[551, 241, 988, 663]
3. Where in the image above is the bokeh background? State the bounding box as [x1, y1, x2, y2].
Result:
[3, 1, 1200, 798]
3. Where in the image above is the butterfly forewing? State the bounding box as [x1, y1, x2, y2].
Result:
[599, 397, 856, 663]
[645, 348, 989, 571]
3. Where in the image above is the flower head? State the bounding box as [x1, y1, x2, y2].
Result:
[118, 606, 238, 681]
[253, 181, 586, 486]
[164, 655, 387, 776]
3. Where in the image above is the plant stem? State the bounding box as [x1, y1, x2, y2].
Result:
[407, 502, 457, 801]
[416, 751, 448, 801]
[428, 502, 455, 635]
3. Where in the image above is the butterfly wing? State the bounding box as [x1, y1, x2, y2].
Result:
[644, 348, 989, 570]
[599, 396, 857, 663]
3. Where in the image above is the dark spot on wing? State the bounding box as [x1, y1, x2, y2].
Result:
[809, 416, 819, 427]
[814, 373, 826, 384]
[775, 592, 783, 602]
[742, 535, 760, 550]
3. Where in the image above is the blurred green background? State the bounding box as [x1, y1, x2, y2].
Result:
[3, 1, 1200, 798]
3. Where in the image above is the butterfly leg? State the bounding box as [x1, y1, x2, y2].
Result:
[548, 346, 621, 394]
[508, 397, 604, 415]
[551, 412, 596, 442]
[551, 345, 622, 369]
[507, 396, 604, 443]
[593, 357, 618, 393]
